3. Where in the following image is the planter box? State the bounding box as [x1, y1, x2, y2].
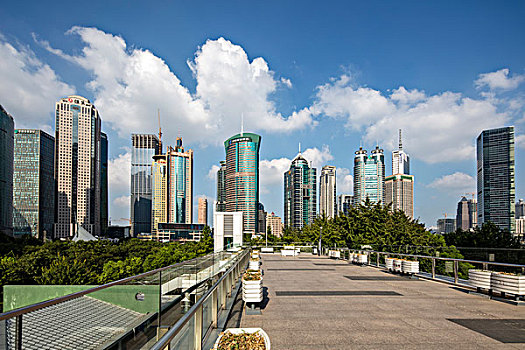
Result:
[249, 261, 260, 270]
[357, 254, 368, 264]
[385, 258, 394, 271]
[261, 247, 274, 253]
[401, 260, 419, 274]
[328, 250, 341, 259]
[468, 270, 492, 290]
[281, 249, 297, 256]
[393, 259, 402, 272]
[491, 273, 525, 295]
[214, 328, 270, 350]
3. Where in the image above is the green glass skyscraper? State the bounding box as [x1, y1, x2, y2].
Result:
[13, 129, 55, 238]
[284, 154, 317, 229]
[477, 126, 515, 233]
[224, 133, 261, 233]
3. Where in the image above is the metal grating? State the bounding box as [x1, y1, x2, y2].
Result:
[448, 319, 525, 343]
[276, 291, 402, 296]
[344, 276, 414, 281]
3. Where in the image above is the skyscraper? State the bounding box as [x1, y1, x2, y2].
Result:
[266, 212, 283, 237]
[257, 202, 266, 234]
[13, 129, 55, 238]
[151, 154, 168, 235]
[167, 137, 193, 224]
[55, 95, 101, 238]
[456, 196, 477, 231]
[284, 154, 317, 229]
[353, 146, 385, 205]
[0, 105, 14, 236]
[392, 129, 410, 175]
[477, 127, 515, 233]
[216, 161, 226, 212]
[337, 194, 353, 215]
[385, 174, 414, 218]
[131, 134, 160, 235]
[100, 132, 108, 235]
[319, 165, 336, 218]
[437, 218, 456, 234]
[224, 133, 261, 234]
[516, 199, 525, 219]
[198, 197, 208, 225]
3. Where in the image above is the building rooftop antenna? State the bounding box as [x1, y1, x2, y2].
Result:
[241, 113, 244, 136]
[399, 129, 403, 151]
[299, 142, 301, 154]
[158, 109, 162, 151]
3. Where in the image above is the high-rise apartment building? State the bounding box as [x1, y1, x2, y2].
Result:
[385, 174, 414, 218]
[266, 212, 283, 237]
[131, 134, 160, 235]
[477, 127, 515, 233]
[224, 133, 261, 233]
[198, 197, 208, 225]
[151, 154, 168, 235]
[392, 129, 410, 175]
[100, 132, 108, 235]
[516, 199, 525, 219]
[0, 105, 14, 236]
[353, 146, 385, 205]
[216, 161, 226, 212]
[319, 165, 336, 218]
[55, 95, 101, 238]
[12, 129, 55, 238]
[456, 196, 477, 231]
[337, 194, 353, 215]
[167, 137, 193, 224]
[284, 154, 317, 229]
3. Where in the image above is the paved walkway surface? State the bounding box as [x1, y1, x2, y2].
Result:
[231, 254, 525, 350]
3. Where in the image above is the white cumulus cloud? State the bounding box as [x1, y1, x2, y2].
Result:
[108, 151, 131, 196]
[207, 164, 221, 180]
[337, 167, 353, 194]
[516, 134, 525, 149]
[475, 68, 525, 91]
[0, 37, 74, 130]
[113, 195, 130, 208]
[40, 28, 315, 145]
[428, 172, 475, 195]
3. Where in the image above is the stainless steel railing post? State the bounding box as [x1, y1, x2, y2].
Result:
[432, 258, 436, 279]
[212, 289, 218, 327]
[15, 315, 22, 350]
[454, 260, 459, 284]
[194, 304, 203, 350]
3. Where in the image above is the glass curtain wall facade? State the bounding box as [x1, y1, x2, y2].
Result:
[224, 133, 261, 233]
[477, 127, 515, 233]
[284, 155, 317, 229]
[151, 154, 168, 236]
[13, 129, 55, 238]
[131, 134, 160, 235]
[168, 137, 193, 224]
[100, 132, 108, 235]
[0, 105, 14, 236]
[216, 161, 226, 212]
[353, 146, 385, 205]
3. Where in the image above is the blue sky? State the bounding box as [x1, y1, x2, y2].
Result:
[1, 1, 524, 228]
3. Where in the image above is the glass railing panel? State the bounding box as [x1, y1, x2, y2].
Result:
[168, 315, 194, 350]
[202, 297, 213, 340]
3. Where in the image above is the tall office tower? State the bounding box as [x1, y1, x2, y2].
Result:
[353, 146, 385, 205]
[167, 137, 193, 224]
[12, 129, 55, 238]
[151, 154, 168, 235]
[284, 154, 317, 229]
[131, 134, 160, 235]
[224, 133, 261, 233]
[100, 132, 108, 235]
[198, 197, 208, 225]
[319, 165, 337, 218]
[257, 202, 266, 234]
[516, 199, 525, 219]
[0, 105, 14, 236]
[392, 129, 410, 175]
[437, 218, 456, 234]
[266, 212, 283, 237]
[55, 95, 101, 238]
[337, 194, 353, 215]
[216, 161, 226, 212]
[385, 174, 414, 218]
[477, 127, 515, 233]
[456, 196, 478, 231]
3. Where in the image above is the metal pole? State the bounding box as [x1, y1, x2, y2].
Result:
[454, 260, 459, 284]
[15, 315, 22, 350]
[318, 227, 322, 256]
[431, 258, 436, 279]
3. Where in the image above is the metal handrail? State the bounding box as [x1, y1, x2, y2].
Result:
[0, 251, 219, 321]
[151, 248, 250, 350]
[343, 248, 525, 269]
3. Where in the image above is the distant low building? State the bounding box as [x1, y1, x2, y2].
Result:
[266, 212, 283, 237]
[337, 194, 353, 215]
[156, 223, 204, 242]
[213, 212, 243, 252]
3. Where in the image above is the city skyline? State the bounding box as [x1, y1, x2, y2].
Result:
[1, 2, 524, 227]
